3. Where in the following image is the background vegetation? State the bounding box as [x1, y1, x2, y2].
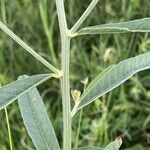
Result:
[0, 0, 150, 149]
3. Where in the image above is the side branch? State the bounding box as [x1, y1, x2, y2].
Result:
[70, 0, 100, 33]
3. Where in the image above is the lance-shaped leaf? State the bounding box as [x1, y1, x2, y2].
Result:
[18, 80, 60, 150]
[0, 74, 51, 110]
[75, 138, 122, 150]
[72, 52, 150, 116]
[76, 18, 150, 36]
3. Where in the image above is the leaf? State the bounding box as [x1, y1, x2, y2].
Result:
[0, 74, 50, 110]
[72, 52, 150, 115]
[18, 80, 60, 150]
[84, 65, 114, 94]
[104, 139, 122, 150]
[75, 138, 122, 150]
[76, 18, 150, 36]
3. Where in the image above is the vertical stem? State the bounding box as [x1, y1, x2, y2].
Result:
[54, 0, 71, 150]
[75, 109, 82, 148]
[5, 108, 13, 150]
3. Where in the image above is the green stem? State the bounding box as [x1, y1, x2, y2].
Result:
[0, 21, 59, 74]
[54, 0, 71, 150]
[5, 108, 13, 150]
[75, 109, 82, 148]
[70, 0, 100, 33]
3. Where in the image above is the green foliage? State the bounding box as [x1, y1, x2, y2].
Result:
[0, 21, 59, 73]
[0, 0, 149, 149]
[72, 52, 150, 115]
[18, 77, 60, 150]
[0, 74, 50, 110]
[76, 18, 150, 36]
[104, 139, 122, 150]
[124, 144, 150, 150]
[76, 138, 122, 150]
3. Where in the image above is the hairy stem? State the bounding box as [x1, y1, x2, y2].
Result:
[54, 0, 71, 150]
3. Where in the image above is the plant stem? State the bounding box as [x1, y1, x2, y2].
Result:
[5, 108, 13, 150]
[70, 0, 100, 33]
[0, 22, 59, 74]
[75, 109, 82, 148]
[54, 0, 71, 150]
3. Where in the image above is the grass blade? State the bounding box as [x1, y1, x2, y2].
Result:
[76, 18, 150, 36]
[0, 21, 59, 74]
[72, 52, 150, 116]
[0, 74, 51, 110]
[18, 82, 60, 150]
[39, 0, 57, 65]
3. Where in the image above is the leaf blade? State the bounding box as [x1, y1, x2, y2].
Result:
[72, 52, 150, 114]
[0, 74, 50, 110]
[76, 18, 150, 35]
[104, 139, 122, 150]
[82, 65, 114, 98]
[18, 85, 60, 150]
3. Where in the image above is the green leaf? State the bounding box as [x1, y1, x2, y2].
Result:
[84, 65, 114, 94]
[72, 52, 150, 115]
[76, 18, 150, 36]
[75, 139, 122, 150]
[0, 74, 50, 110]
[104, 139, 122, 150]
[18, 81, 60, 150]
